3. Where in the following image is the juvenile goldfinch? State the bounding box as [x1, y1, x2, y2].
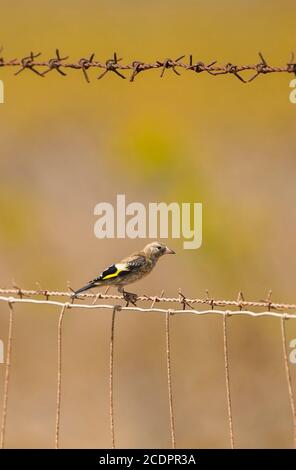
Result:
[73, 241, 175, 304]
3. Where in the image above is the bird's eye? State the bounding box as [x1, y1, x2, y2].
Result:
[157, 246, 162, 250]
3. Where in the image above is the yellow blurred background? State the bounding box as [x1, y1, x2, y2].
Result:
[0, 0, 296, 449]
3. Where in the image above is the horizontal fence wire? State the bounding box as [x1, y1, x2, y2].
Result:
[1, 288, 296, 315]
[0, 51, 296, 83]
[0, 287, 295, 449]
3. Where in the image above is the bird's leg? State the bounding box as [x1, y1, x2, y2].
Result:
[118, 287, 138, 306]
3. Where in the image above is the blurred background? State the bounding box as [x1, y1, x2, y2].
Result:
[0, 0, 296, 449]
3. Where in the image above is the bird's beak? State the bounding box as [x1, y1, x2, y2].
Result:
[165, 246, 176, 254]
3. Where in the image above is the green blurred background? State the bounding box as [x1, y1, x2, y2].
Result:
[0, 0, 296, 449]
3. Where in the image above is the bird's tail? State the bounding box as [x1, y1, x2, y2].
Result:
[72, 281, 97, 297]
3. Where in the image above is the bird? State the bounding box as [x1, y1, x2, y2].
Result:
[72, 241, 175, 305]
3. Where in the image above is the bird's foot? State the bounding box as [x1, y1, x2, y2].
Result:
[120, 289, 138, 306]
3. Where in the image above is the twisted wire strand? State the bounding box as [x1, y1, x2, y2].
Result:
[0, 51, 295, 83]
[1, 295, 296, 320]
[1, 289, 296, 313]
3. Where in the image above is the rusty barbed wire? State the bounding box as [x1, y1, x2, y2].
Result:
[1, 287, 296, 314]
[0, 50, 296, 83]
[2, 295, 296, 320]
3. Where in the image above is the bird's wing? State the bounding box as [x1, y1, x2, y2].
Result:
[122, 253, 147, 269]
[74, 254, 147, 296]
[93, 254, 147, 282]
[97, 263, 130, 281]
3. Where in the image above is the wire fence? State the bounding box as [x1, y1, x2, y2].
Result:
[1, 50, 296, 83]
[0, 287, 295, 449]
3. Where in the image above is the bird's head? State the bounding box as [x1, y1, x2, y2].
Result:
[143, 241, 176, 260]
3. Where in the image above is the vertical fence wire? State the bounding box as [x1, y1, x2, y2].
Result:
[109, 306, 119, 450]
[166, 310, 176, 449]
[55, 303, 67, 449]
[222, 313, 235, 449]
[280, 317, 296, 449]
[0, 302, 14, 449]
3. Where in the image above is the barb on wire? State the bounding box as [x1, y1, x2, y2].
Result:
[247, 52, 270, 82]
[14, 51, 44, 77]
[97, 52, 126, 80]
[0, 46, 3, 67]
[287, 52, 296, 75]
[79, 53, 95, 83]
[178, 290, 193, 310]
[0, 51, 295, 83]
[236, 291, 245, 311]
[130, 61, 146, 82]
[149, 289, 165, 308]
[187, 55, 209, 73]
[158, 55, 185, 77]
[42, 49, 69, 77]
[0, 302, 14, 449]
[205, 289, 216, 310]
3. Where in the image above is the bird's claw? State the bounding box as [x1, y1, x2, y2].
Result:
[122, 290, 138, 306]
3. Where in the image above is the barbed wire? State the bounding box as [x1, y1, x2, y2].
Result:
[1, 288, 296, 315]
[0, 289, 295, 449]
[0, 50, 296, 83]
